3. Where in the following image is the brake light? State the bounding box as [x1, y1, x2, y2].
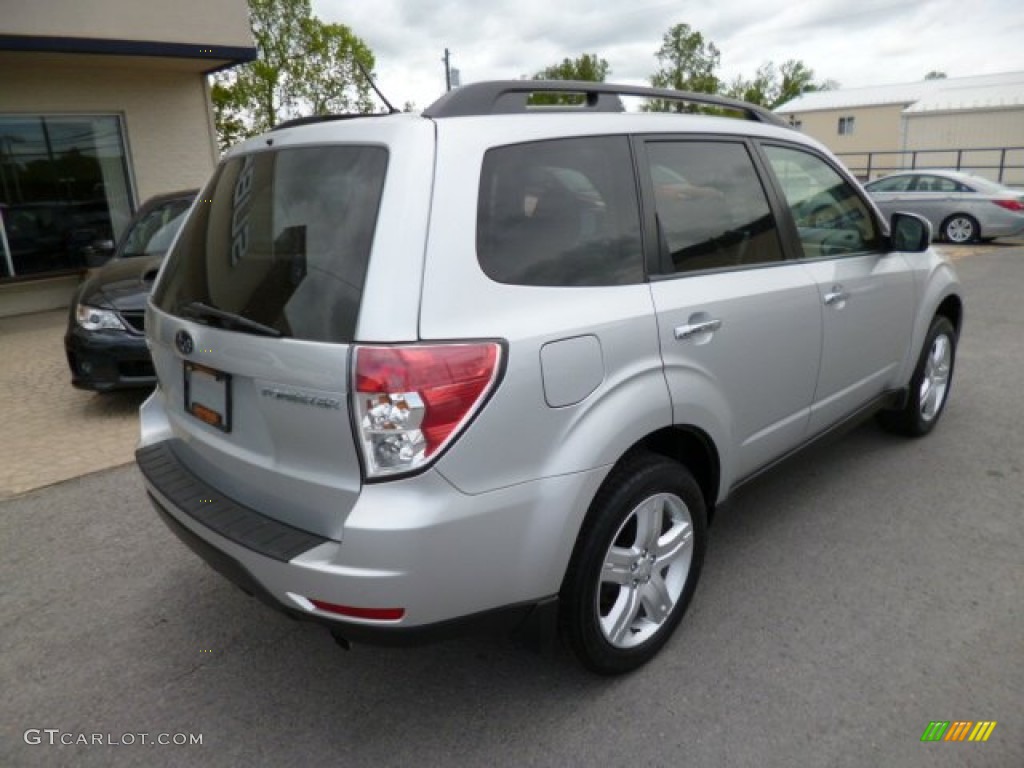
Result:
[353, 343, 501, 478]
[992, 199, 1024, 212]
[309, 599, 404, 621]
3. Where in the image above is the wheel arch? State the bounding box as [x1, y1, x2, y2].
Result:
[558, 431, 714, 672]
[618, 426, 722, 522]
[935, 293, 963, 336]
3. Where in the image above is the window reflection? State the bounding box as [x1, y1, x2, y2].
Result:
[647, 141, 784, 274]
[765, 145, 880, 258]
[0, 115, 133, 279]
[476, 136, 645, 287]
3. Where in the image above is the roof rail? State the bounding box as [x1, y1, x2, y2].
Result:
[423, 80, 790, 127]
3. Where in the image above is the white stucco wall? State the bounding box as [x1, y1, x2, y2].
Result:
[0, 53, 218, 203]
[3, 0, 251, 47]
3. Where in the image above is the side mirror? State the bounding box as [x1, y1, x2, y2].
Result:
[83, 239, 116, 269]
[890, 212, 932, 252]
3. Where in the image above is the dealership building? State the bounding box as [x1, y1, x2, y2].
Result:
[0, 0, 254, 316]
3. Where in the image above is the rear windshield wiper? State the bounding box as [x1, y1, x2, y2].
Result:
[179, 301, 282, 338]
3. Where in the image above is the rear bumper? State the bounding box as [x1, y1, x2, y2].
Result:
[983, 219, 1024, 239]
[136, 439, 605, 641]
[145, 484, 554, 645]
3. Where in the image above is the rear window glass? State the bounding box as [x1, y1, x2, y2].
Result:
[153, 146, 388, 343]
[476, 136, 644, 286]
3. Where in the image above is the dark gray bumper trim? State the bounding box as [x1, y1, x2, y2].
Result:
[136, 441, 328, 562]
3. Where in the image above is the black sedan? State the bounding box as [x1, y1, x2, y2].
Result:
[65, 189, 196, 391]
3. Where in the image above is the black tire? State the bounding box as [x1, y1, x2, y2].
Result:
[877, 315, 957, 437]
[560, 452, 707, 675]
[941, 214, 979, 244]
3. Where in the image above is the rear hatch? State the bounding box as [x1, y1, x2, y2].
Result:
[147, 138, 395, 539]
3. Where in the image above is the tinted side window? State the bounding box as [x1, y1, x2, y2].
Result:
[477, 136, 643, 286]
[764, 145, 880, 259]
[154, 146, 388, 343]
[913, 175, 959, 193]
[646, 141, 784, 275]
[866, 175, 913, 193]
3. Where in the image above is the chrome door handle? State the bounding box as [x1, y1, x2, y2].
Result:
[824, 289, 849, 306]
[674, 318, 722, 340]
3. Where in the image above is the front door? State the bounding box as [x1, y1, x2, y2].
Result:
[640, 138, 823, 486]
[761, 144, 917, 435]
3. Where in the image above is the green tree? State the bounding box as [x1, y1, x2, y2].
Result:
[777, 60, 822, 106]
[535, 53, 611, 82]
[296, 19, 375, 116]
[647, 23, 720, 112]
[211, 81, 249, 150]
[924, 70, 947, 80]
[724, 62, 777, 106]
[726, 59, 835, 109]
[530, 53, 610, 105]
[211, 0, 375, 151]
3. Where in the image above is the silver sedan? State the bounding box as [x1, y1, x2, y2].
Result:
[864, 169, 1024, 243]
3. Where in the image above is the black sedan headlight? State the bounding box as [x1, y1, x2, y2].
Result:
[75, 304, 126, 331]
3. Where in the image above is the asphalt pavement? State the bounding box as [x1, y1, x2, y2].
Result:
[1, 246, 1022, 767]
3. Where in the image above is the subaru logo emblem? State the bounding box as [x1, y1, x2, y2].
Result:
[175, 329, 194, 356]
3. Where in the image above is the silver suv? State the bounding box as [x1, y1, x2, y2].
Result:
[137, 81, 962, 674]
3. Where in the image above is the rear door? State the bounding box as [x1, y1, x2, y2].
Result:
[147, 141, 397, 539]
[761, 144, 916, 435]
[640, 137, 823, 485]
[909, 173, 965, 232]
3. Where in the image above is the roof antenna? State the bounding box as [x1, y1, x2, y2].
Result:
[356, 60, 399, 114]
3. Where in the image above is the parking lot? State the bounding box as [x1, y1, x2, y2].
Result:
[0, 309, 147, 500]
[1, 242, 1022, 766]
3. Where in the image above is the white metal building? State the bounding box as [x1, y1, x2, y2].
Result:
[775, 71, 1024, 185]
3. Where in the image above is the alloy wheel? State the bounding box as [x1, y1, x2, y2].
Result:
[919, 333, 952, 422]
[945, 216, 975, 243]
[597, 492, 694, 648]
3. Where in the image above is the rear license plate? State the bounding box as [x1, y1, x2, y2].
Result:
[184, 362, 232, 432]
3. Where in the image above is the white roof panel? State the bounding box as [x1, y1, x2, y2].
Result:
[775, 71, 1024, 114]
[905, 76, 1024, 112]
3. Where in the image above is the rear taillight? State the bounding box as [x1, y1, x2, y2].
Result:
[353, 342, 502, 478]
[992, 199, 1024, 212]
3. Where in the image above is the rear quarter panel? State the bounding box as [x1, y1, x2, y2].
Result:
[418, 117, 676, 495]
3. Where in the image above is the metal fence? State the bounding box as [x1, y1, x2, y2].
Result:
[837, 147, 1024, 186]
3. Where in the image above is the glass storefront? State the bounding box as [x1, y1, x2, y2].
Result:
[0, 115, 134, 280]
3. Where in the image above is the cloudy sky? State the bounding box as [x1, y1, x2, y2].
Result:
[311, 0, 1023, 110]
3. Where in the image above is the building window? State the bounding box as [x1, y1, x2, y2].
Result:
[0, 115, 134, 280]
[838, 116, 855, 135]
